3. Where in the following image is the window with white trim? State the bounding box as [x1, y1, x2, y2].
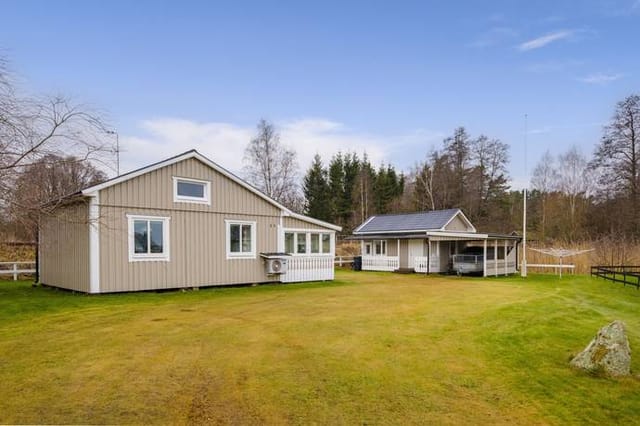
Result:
[284, 230, 333, 255]
[128, 215, 170, 262]
[296, 232, 307, 254]
[173, 177, 211, 204]
[284, 232, 295, 254]
[226, 220, 256, 258]
[364, 240, 386, 256]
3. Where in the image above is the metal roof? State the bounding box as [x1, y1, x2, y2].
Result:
[353, 209, 463, 233]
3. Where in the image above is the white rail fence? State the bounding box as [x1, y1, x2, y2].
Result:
[282, 256, 334, 283]
[362, 256, 399, 272]
[0, 261, 36, 281]
[334, 256, 355, 267]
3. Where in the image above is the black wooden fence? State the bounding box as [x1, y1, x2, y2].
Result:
[591, 266, 640, 289]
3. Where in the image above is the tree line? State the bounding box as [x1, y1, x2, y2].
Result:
[2, 50, 638, 244]
[247, 95, 640, 241]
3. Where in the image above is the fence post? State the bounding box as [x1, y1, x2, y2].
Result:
[12, 263, 17, 281]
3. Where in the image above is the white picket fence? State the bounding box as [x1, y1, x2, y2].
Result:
[0, 261, 36, 280]
[362, 255, 399, 272]
[281, 256, 334, 283]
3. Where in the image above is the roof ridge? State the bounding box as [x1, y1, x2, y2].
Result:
[365, 208, 460, 218]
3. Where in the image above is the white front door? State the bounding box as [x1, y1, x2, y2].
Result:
[407, 239, 424, 268]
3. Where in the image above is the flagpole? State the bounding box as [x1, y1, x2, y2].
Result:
[522, 114, 528, 278]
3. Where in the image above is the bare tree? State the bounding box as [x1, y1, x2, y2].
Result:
[0, 55, 113, 238]
[243, 119, 301, 210]
[591, 94, 640, 200]
[7, 155, 107, 240]
[557, 146, 591, 239]
[531, 150, 559, 240]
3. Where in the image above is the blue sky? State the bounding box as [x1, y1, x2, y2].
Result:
[2, 0, 639, 187]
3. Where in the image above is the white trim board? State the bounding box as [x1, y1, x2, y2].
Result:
[88, 194, 101, 294]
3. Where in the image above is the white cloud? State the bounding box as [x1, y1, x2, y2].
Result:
[468, 27, 518, 48]
[117, 117, 392, 177]
[579, 72, 624, 84]
[517, 30, 574, 51]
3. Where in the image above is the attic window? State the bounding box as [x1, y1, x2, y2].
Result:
[173, 177, 211, 204]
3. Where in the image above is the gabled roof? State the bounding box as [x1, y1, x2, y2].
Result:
[353, 208, 475, 234]
[81, 149, 341, 232]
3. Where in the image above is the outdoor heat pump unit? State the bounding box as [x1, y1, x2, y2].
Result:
[260, 253, 290, 275]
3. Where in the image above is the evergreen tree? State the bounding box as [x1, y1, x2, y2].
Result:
[328, 153, 345, 224]
[302, 154, 332, 222]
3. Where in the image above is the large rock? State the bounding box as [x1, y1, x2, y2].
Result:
[570, 320, 631, 376]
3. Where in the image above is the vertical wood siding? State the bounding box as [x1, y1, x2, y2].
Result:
[399, 240, 409, 268]
[445, 215, 471, 231]
[39, 202, 90, 292]
[97, 157, 336, 292]
[283, 217, 330, 230]
[386, 239, 398, 256]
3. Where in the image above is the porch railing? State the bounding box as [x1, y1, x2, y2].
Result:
[362, 255, 399, 272]
[281, 256, 334, 283]
[414, 256, 430, 273]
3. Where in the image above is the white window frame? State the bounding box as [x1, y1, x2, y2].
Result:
[173, 176, 211, 205]
[282, 228, 335, 256]
[365, 240, 387, 257]
[127, 214, 171, 262]
[225, 220, 256, 259]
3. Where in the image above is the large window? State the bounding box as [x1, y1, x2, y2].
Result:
[128, 215, 170, 262]
[173, 177, 211, 205]
[364, 240, 387, 256]
[284, 230, 332, 255]
[226, 220, 256, 259]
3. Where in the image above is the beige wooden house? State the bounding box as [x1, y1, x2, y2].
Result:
[39, 150, 341, 293]
[351, 209, 520, 276]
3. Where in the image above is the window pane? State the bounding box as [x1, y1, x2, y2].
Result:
[134, 220, 148, 254]
[375, 241, 381, 255]
[241, 224, 252, 253]
[285, 232, 294, 254]
[365, 244, 371, 255]
[382, 240, 386, 255]
[322, 234, 330, 253]
[310, 233, 320, 253]
[230, 224, 240, 252]
[296, 233, 307, 254]
[177, 181, 205, 198]
[149, 221, 164, 253]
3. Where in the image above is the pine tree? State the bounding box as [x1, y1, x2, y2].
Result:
[302, 154, 332, 222]
[328, 153, 345, 224]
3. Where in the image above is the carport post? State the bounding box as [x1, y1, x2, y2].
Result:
[494, 239, 498, 277]
[483, 239, 487, 277]
[504, 240, 508, 275]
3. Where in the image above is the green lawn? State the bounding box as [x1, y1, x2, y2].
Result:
[1, 271, 639, 425]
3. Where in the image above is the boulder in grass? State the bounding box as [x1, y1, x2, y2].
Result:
[570, 320, 631, 377]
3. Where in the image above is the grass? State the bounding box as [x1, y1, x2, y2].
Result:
[1, 271, 639, 424]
